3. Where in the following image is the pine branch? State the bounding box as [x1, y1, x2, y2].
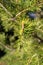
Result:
[0, 42, 14, 51]
[32, 33, 43, 43]
[27, 53, 37, 65]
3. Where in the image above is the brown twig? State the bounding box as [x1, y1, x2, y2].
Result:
[0, 3, 29, 21]
[8, 8, 29, 21]
[0, 42, 13, 51]
[0, 3, 13, 17]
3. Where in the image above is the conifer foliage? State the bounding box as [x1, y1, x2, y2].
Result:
[0, 0, 43, 65]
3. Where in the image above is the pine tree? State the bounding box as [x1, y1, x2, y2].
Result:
[0, 0, 43, 65]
